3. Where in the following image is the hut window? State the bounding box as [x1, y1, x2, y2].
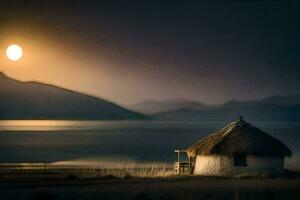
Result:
[234, 154, 247, 167]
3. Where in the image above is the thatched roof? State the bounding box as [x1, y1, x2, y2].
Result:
[187, 118, 292, 158]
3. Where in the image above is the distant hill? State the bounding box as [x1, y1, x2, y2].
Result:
[130, 99, 207, 114]
[0, 72, 148, 120]
[260, 94, 300, 106]
[152, 95, 300, 121]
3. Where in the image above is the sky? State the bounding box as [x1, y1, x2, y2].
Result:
[0, 0, 300, 106]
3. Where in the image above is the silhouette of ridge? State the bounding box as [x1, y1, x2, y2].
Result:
[0, 72, 149, 120]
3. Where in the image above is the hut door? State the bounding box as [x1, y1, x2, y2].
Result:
[234, 154, 247, 167]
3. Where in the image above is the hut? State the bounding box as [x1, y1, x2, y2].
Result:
[186, 117, 292, 176]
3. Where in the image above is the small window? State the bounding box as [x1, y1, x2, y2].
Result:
[234, 154, 247, 167]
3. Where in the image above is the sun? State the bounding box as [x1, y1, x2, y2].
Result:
[6, 44, 23, 61]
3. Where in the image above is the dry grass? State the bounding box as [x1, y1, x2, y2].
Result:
[1, 157, 300, 179]
[0, 161, 299, 199]
[0, 161, 175, 179]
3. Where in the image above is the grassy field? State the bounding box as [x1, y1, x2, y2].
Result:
[0, 163, 299, 200]
[0, 162, 175, 179]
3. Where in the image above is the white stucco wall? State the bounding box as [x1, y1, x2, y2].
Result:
[193, 154, 284, 176]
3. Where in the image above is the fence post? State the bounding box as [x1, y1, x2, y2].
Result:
[44, 161, 47, 173]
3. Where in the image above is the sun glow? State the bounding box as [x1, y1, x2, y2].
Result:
[6, 44, 23, 61]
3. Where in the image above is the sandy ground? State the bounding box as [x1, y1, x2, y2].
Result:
[0, 175, 299, 200]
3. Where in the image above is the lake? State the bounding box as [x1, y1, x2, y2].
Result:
[0, 120, 299, 165]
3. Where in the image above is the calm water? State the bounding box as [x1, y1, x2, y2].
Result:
[0, 120, 299, 163]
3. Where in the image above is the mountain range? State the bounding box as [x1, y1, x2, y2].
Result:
[0, 72, 148, 120]
[131, 99, 207, 114]
[131, 95, 300, 121]
[1, 71, 300, 121]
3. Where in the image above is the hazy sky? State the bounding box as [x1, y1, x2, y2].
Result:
[0, 0, 300, 106]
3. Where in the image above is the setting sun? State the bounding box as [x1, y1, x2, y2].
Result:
[6, 44, 23, 61]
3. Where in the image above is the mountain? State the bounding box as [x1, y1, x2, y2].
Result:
[260, 94, 300, 106]
[130, 99, 207, 114]
[153, 95, 300, 121]
[0, 72, 148, 120]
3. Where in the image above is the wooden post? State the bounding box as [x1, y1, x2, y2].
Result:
[189, 157, 192, 175]
[44, 161, 47, 174]
[178, 151, 180, 174]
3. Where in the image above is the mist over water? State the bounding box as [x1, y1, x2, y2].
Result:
[0, 120, 299, 166]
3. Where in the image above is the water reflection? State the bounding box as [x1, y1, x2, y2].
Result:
[0, 120, 299, 165]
